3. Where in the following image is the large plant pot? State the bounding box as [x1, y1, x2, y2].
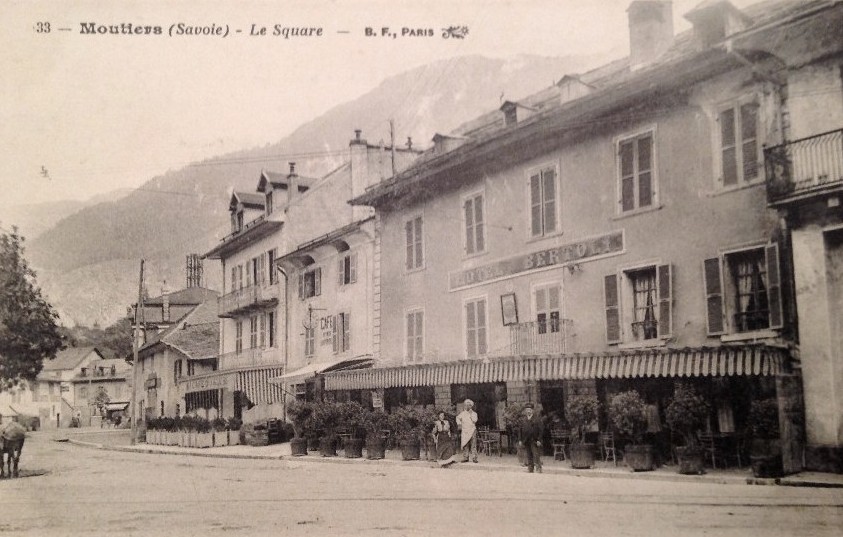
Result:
[400, 439, 421, 461]
[245, 429, 269, 447]
[290, 437, 308, 456]
[229, 430, 242, 446]
[569, 443, 597, 469]
[319, 435, 338, 457]
[676, 446, 705, 475]
[366, 437, 386, 460]
[344, 438, 364, 458]
[307, 437, 320, 451]
[624, 444, 655, 472]
[751, 455, 784, 478]
[196, 432, 214, 448]
[213, 431, 228, 447]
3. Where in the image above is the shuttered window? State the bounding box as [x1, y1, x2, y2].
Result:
[535, 284, 561, 334]
[604, 274, 620, 344]
[405, 216, 424, 270]
[529, 167, 558, 237]
[464, 193, 485, 255]
[406, 310, 424, 362]
[719, 101, 759, 187]
[338, 253, 358, 286]
[332, 312, 351, 353]
[465, 298, 488, 358]
[299, 267, 321, 299]
[618, 132, 655, 212]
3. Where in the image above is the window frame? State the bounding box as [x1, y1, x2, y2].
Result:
[715, 96, 762, 191]
[235, 320, 243, 354]
[404, 213, 425, 272]
[338, 252, 358, 286]
[605, 260, 672, 348]
[530, 280, 563, 335]
[332, 312, 351, 354]
[463, 295, 489, 359]
[405, 308, 425, 363]
[298, 266, 322, 300]
[615, 126, 658, 215]
[525, 162, 561, 240]
[304, 326, 315, 358]
[462, 189, 486, 257]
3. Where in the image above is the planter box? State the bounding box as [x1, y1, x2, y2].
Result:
[343, 438, 364, 458]
[319, 436, 338, 457]
[569, 443, 596, 469]
[624, 444, 655, 472]
[214, 431, 229, 447]
[196, 432, 214, 448]
[245, 430, 269, 447]
[229, 430, 242, 445]
[400, 440, 421, 461]
[290, 437, 308, 456]
[676, 446, 705, 475]
[366, 438, 385, 460]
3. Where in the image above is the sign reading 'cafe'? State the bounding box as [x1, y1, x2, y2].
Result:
[449, 230, 625, 291]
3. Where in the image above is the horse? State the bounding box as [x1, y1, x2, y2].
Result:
[0, 421, 26, 478]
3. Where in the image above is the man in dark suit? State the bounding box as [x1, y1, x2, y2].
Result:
[518, 403, 543, 473]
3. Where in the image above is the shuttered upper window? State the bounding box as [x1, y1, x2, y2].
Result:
[465, 298, 488, 358]
[618, 131, 656, 213]
[338, 253, 358, 286]
[604, 264, 672, 345]
[529, 166, 558, 237]
[464, 193, 485, 255]
[719, 101, 760, 187]
[406, 310, 424, 362]
[405, 216, 424, 270]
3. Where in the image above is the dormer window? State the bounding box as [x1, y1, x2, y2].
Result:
[80, 368, 87, 377]
[266, 191, 274, 216]
[231, 210, 244, 233]
[684, 0, 751, 48]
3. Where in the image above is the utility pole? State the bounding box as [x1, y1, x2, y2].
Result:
[389, 119, 396, 177]
[130, 259, 144, 445]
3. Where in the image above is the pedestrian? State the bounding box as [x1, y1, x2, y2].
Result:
[456, 399, 479, 463]
[432, 411, 456, 467]
[518, 403, 543, 473]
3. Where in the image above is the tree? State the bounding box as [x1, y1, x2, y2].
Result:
[0, 226, 63, 391]
[93, 385, 111, 415]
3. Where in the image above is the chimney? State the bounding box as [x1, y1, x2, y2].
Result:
[287, 162, 299, 205]
[349, 129, 376, 221]
[628, 1, 674, 71]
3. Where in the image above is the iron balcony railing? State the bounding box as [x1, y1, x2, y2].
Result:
[217, 346, 283, 370]
[766, 128, 843, 204]
[218, 283, 280, 318]
[509, 319, 574, 355]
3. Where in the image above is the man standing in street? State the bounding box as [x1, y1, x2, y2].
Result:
[518, 403, 543, 473]
[456, 398, 478, 463]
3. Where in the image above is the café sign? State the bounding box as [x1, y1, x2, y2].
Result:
[181, 374, 235, 393]
[449, 230, 624, 291]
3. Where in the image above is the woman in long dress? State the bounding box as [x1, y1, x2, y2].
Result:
[432, 411, 456, 467]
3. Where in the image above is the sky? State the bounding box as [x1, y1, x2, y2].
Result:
[0, 0, 762, 208]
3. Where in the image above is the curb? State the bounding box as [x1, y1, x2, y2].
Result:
[64, 437, 835, 487]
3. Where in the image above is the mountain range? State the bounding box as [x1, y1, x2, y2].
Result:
[8, 53, 611, 327]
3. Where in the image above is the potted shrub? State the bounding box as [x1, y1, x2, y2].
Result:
[503, 402, 531, 465]
[195, 417, 214, 448]
[212, 418, 228, 447]
[388, 405, 428, 460]
[665, 383, 711, 475]
[363, 408, 390, 460]
[748, 398, 783, 478]
[338, 402, 366, 458]
[608, 390, 654, 471]
[287, 400, 313, 456]
[567, 394, 600, 469]
[227, 417, 242, 446]
[167, 416, 181, 445]
[312, 402, 342, 456]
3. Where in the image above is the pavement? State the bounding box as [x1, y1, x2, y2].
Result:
[58, 427, 843, 489]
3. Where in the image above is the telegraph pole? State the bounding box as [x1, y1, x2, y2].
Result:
[389, 119, 396, 177]
[130, 259, 144, 445]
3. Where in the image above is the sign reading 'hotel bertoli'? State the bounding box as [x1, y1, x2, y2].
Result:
[449, 230, 625, 291]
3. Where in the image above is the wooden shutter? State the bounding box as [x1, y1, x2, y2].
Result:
[414, 216, 423, 268]
[604, 274, 621, 344]
[466, 301, 477, 357]
[464, 199, 475, 254]
[297, 273, 304, 300]
[542, 169, 557, 234]
[703, 257, 725, 334]
[338, 257, 345, 286]
[314, 267, 322, 296]
[720, 108, 738, 186]
[350, 253, 357, 283]
[766, 243, 783, 329]
[530, 173, 542, 236]
[343, 312, 351, 351]
[474, 196, 484, 252]
[405, 220, 414, 270]
[657, 264, 672, 338]
[332, 314, 339, 353]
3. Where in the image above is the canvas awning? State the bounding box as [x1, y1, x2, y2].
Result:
[323, 345, 790, 391]
[236, 367, 285, 405]
[270, 357, 374, 384]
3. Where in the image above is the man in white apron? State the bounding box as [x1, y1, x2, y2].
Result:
[456, 399, 478, 463]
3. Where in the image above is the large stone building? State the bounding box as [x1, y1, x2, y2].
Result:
[324, 0, 843, 472]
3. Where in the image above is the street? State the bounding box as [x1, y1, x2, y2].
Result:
[0, 433, 840, 536]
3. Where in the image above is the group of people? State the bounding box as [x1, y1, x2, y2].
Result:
[431, 399, 544, 473]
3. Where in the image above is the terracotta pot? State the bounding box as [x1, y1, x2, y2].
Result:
[751, 455, 784, 478]
[569, 443, 596, 469]
[400, 439, 421, 461]
[344, 438, 364, 458]
[676, 446, 705, 475]
[624, 444, 655, 472]
[366, 437, 385, 460]
[290, 437, 308, 456]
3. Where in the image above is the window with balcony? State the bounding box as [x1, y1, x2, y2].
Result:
[465, 297, 488, 358]
[618, 131, 655, 213]
[405, 215, 424, 270]
[258, 314, 266, 348]
[298, 267, 322, 299]
[464, 193, 485, 255]
[604, 264, 672, 345]
[332, 312, 351, 353]
[534, 283, 561, 334]
[406, 309, 424, 362]
[249, 316, 259, 348]
[718, 100, 760, 187]
[529, 165, 558, 237]
[704, 245, 782, 336]
[338, 253, 358, 286]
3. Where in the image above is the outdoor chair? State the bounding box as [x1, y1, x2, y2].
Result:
[599, 432, 618, 465]
[480, 429, 502, 457]
[550, 428, 570, 461]
[698, 431, 742, 469]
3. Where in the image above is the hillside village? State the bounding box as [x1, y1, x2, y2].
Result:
[5, 0, 842, 478]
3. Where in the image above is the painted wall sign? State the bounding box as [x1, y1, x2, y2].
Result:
[181, 374, 234, 393]
[449, 230, 624, 291]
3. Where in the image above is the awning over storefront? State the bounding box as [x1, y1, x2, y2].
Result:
[104, 402, 129, 411]
[237, 367, 285, 405]
[323, 345, 791, 391]
[270, 357, 374, 384]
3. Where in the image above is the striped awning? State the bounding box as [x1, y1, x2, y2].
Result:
[236, 367, 285, 405]
[323, 345, 790, 391]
